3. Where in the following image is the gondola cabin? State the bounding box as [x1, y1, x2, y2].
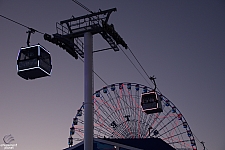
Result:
[141, 91, 163, 114]
[17, 44, 52, 80]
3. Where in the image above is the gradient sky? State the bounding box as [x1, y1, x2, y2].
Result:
[0, 1, 225, 150]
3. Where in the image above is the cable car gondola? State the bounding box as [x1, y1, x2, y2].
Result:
[17, 44, 52, 80]
[141, 91, 163, 114]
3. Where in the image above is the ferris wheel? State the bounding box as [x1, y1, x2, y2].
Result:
[69, 82, 197, 150]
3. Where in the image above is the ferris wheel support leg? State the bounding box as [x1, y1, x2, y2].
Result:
[84, 32, 93, 150]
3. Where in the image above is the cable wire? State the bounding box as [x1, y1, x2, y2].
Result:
[72, 0, 93, 13]
[0, 14, 44, 34]
[78, 56, 108, 86]
[120, 46, 152, 87]
[128, 46, 151, 79]
[127, 46, 162, 93]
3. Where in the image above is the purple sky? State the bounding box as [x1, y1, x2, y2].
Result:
[0, 0, 225, 150]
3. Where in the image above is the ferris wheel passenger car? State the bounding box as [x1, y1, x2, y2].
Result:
[141, 91, 163, 114]
[17, 44, 52, 80]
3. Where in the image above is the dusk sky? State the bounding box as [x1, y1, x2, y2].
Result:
[0, 1, 225, 150]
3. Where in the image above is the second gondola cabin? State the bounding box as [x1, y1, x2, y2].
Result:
[17, 44, 52, 80]
[141, 91, 163, 114]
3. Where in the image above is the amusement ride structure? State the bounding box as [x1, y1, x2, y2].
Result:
[69, 82, 197, 150]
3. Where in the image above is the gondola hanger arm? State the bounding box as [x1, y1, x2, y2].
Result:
[150, 76, 157, 91]
[26, 28, 36, 47]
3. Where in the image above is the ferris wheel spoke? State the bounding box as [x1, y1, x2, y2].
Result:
[147, 115, 176, 142]
[134, 90, 142, 138]
[94, 116, 125, 138]
[74, 128, 84, 138]
[155, 122, 175, 145]
[93, 125, 113, 137]
[95, 106, 113, 126]
[95, 89, 134, 138]
[94, 96, 120, 126]
[109, 120, 132, 138]
[134, 90, 140, 138]
[105, 97, 134, 137]
[141, 112, 149, 136]
[94, 109, 116, 132]
[127, 89, 134, 111]
[158, 120, 185, 148]
[153, 110, 172, 130]
[145, 110, 171, 138]
[94, 119, 122, 137]
[139, 109, 146, 137]
[105, 92, 125, 125]
[124, 86, 140, 109]
[155, 115, 177, 134]
[162, 130, 187, 141]
[156, 122, 179, 142]
[120, 120, 138, 138]
[108, 89, 129, 125]
[76, 119, 84, 125]
[128, 120, 139, 138]
[126, 88, 140, 138]
[143, 113, 154, 134]
[95, 109, 117, 131]
[158, 122, 182, 138]
[140, 121, 151, 137]
[172, 119, 188, 148]
[118, 89, 133, 118]
[121, 92, 143, 122]
[119, 89, 132, 121]
[149, 113, 160, 132]
[74, 128, 84, 139]
[113, 89, 137, 137]
[127, 90, 140, 109]
[95, 96, 117, 120]
[113, 94, 130, 122]
[115, 124, 129, 137]
[117, 109, 136, 137]
[142, 115, 156, 137]
[168, 116, 187, 147]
